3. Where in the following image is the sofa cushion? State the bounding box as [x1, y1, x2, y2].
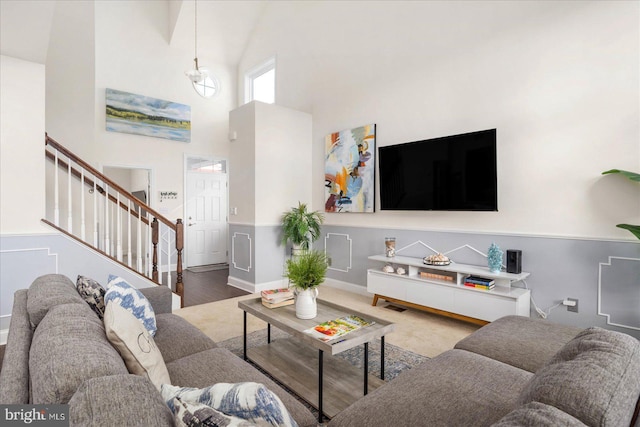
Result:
[29, 303, 129, 404]
[104, 302, 171, 390]
[166, 348, 317, 427]
[27, 274, 86, 327]
[519, 327, 640, 427]
[153, 313, 217, 363]
[105, 275, 157, 336]
[454, 315, 582, 373]
[492, 402, 587, 426]
[0, 290, 32, 404]
[76, 275, 106, 319]
[161, 382, 298, 427]
[329, 349, 533, 427]
[68, 374, 173, 427]
[170, 397, 248, 427]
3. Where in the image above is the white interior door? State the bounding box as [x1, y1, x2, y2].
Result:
[186, 169, 228, 267]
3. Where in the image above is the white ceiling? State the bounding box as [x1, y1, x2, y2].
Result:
[0, 0, 266, 65]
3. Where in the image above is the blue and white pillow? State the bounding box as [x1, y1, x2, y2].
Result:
[161, 382, 298, 427]
[105, 275, 157, 337]
[171, 397, 250, 427]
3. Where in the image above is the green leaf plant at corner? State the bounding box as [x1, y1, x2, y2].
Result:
[602, 169, 640, 240]
[281, 202, 325, 250]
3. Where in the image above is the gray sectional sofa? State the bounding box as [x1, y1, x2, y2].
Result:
[0, 274, 317, 426]
[329, 315, 640, 427]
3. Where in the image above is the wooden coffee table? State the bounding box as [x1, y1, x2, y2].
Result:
[238, 297, 395, 422]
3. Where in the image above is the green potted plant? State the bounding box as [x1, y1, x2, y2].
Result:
[281, 202, 324, 255]
[602, 169, 640, 240]
[285, 250, 328, 319]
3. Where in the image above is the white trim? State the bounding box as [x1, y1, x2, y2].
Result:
[244, 55, 276, 104]
[322, 277, 370, 297]
[227, 276, 288, 294]
[231, 232, 252, 272]
[0, 329, 7, 345]
[324, 232, 353, 273]
[598, 256, 640, 331]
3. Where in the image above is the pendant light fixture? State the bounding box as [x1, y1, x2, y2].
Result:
[185, 0, 221, 98]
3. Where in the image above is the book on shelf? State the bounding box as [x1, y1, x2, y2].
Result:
[304, 315, 375, 342]
[261, 298, 294, 309]
[465, 276, 495, 286]
[464, 282, 495, 290]
[261, 288, 294, 303]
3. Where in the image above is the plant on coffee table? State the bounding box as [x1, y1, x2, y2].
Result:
[285, 250, 328, 319]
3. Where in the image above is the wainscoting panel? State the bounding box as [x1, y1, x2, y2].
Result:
[231, 232, 252, 272]
[598, 256, 640, 330]
[325, 233, 352, 273]
[321, 225, 640, 339]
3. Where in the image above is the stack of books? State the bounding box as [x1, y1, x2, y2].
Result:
[261, 288, 294, 308]
[464, 276, 495, 291]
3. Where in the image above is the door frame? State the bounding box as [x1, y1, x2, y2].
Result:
[183, 154, 230, 268]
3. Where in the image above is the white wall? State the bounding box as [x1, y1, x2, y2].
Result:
[240, 0, 640, 240]
[45, 0, 236, 223]
[0, 55, 47, 234]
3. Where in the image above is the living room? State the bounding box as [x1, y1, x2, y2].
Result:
[2, 0, 637, 339]
[1, 1, 639, 425]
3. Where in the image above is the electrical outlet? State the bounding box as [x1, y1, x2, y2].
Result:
[567, 298, 578, 313]
[327, 257, 332, 266]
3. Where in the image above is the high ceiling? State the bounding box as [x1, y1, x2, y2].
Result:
[0, 0, 266, 65]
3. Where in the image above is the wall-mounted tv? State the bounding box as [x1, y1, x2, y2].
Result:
[379, 129, 497, 211]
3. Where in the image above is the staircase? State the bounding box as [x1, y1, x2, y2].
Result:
[44, 134, 184, 306]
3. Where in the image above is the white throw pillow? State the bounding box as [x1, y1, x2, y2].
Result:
[105, 275, 157, 336]
[104, 302, 170, 390]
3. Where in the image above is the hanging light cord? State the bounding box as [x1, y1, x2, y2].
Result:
[194, 0, 199, 69]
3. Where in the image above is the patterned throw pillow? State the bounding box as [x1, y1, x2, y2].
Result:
[105, 275, 157, 336]
[104, 302, 170, 390]
[161, 382, 298, 427]
[171, 397, 251, 427]
[76, 275, 106, 319]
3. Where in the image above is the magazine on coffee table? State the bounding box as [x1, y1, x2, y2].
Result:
[304, 315, 375, 342]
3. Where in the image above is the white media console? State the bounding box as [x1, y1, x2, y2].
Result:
[367, 255, 531, 324]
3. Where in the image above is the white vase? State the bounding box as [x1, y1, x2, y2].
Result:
[295, 288, 318, 319]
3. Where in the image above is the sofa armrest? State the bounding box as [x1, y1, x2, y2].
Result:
[139, 286, 172, 314]
[454, 315, 582, 373]
[0, 290, 32, 404]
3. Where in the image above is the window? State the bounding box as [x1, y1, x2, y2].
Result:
[244, 56, 276, 104]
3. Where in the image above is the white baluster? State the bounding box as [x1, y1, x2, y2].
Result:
[137, 205, 142, 272]
[104, 184, 110, 255]
[127, 198, 132, 267]
[54, 150, 59, 226]
[166, 227, 172, 288]
[93, 180, 98, 246]
[80, 168, 86, 241]
[67, 160, 72, 233]
[116, 192, 122, 261]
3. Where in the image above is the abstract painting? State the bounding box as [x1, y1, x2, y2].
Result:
[325, 124, 376, 213]
[106, 88, 191, 143]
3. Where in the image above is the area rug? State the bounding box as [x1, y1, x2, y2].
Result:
[186, 263, 228, 273]
[218, 328, 428, 382]
[217, 328, 428, 422]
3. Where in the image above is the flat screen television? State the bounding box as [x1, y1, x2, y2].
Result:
[379, 129, 497, 211]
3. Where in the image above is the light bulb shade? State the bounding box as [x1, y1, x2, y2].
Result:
[185, 68, 206, 83]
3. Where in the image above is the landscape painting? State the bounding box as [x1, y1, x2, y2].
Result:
[325, 124, 376, 213]
[106, 88, 191, 143]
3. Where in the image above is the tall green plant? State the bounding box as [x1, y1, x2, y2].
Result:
[602, 169, 640, 240]
[281, 202, 324, 250]
[285, 250, 328, 290]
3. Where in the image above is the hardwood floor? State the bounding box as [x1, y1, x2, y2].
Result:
[167, 266, 249, 307]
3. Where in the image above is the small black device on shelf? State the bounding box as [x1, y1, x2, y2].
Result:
[506, 249, 522, 274]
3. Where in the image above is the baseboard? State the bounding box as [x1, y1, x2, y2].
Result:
[0, 329, 7, 345]
[322, 278, 370, 297]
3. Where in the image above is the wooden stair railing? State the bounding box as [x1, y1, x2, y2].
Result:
[44, 134, 184, 307]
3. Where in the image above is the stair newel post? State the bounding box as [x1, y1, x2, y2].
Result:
[152, 217, 159, 283]
[175, 219, 184, 308]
